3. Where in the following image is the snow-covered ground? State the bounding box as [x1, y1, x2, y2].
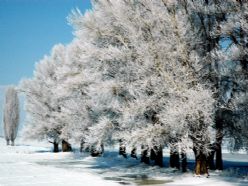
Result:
[0, 137, 247, 186]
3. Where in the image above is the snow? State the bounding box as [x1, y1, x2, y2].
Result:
[0, 137, 247, 186]
[0, 138, 120, 186]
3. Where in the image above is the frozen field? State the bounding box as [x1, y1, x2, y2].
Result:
[0, 137, 247, 186]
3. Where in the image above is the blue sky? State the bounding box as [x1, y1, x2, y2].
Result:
[0, 0, 91, 136]
[0, 0, 91, 86]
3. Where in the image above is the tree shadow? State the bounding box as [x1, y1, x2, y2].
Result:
[74, 150, 187, 185]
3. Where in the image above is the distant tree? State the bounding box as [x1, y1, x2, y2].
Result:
[3, 86, 19, 146]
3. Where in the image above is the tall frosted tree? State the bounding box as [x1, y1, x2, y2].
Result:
[205, 0, 248, 170]
[54, 39, 101, 153]
[212, 0, 248, 153]
[21, 40, 98, 152]
[21, 44, 66, 152]
[3, 86, 20, 146]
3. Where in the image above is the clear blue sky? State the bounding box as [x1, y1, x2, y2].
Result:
[0, 0, 91, 85]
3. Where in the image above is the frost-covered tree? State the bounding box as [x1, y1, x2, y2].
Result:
[21, 38, 100, 153]
[3, 86, 19, 146]
[20, 44, 66, 152]
[185, 0, 242, 171]
[194, 1, 248, 171]
[212, 0, 248, 153]
[54, 39, 101, 153]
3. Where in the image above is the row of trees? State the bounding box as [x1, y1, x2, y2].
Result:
[20, 0, 248, 176]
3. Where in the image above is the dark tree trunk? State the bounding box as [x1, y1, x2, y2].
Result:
[101, 143, 104, 154]
[153, 146, 163, 167]
[119, 140, 127, 158]
[215, 129, 223, 170]
[150, 148, 156, 161]
[80, 140, 84, 152]
[215, 142, 223, 170]
[215, 109, 224, 170]
[53, 142, 59, 153]
[90, 144, 104, 157]
[131, 148, 138, 159]
[181, 151, 187, 172]
[62, 140, 72, 152]
[170, 149, 180, 169]
[208, 144, 215, 170]
[141, 145, 150, 164]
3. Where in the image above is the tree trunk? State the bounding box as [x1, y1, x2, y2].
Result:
[131, 148, 138, 159]
[194, 151, 209, 176]
[90, 144, 104, 157]
[181, 151, 187, 172]
[215, 129, 223, 170]
[62, 140, 72, 152]
[208, 144, 215, 170]
[101, 143, 104, 154]
[170, 149, 180, 169]
[150, 148, 156, 161]
[80, 139, 84, 152]
[119, 140, 127, 158]
[215, 109, 224, 170]
[53, 142, 59, 153]
[215, 143, 223, 170]
[141, 145, 149, 164]
[153, 146, 163, 167]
